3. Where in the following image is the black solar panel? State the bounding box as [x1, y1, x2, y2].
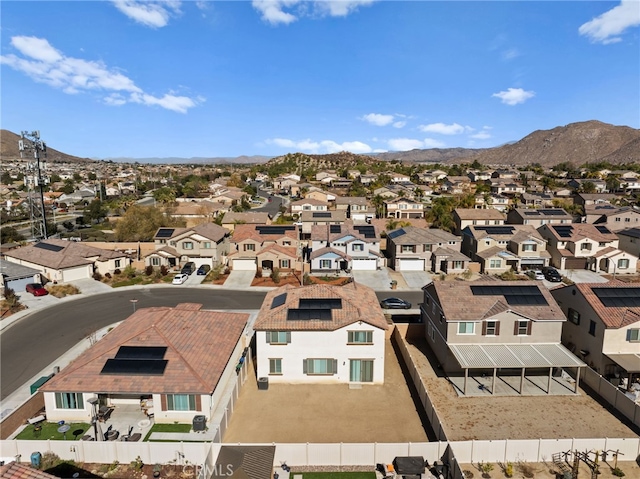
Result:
[115, 346, 167, 360]
[256, 225, 296, 235]
[523, 211, 539, 216]
[592, 287, 640, 307]
[474, 226, 515, 235]
[299, 298, 342, 309]
[539, 209, 566, 216]
[155, 228, 175, 238]
[387, 229, 406, 239]
[552, 225, 573, 238]
[470, 285, 548, 306]
[101, 359, 168, 375]
[271, 292, 287, 309]
[34, 242, 64, 252]
[595, 225, 612, 234]
[312, 212, 332, 218]
[287, 309, 333, 320]
[354, 225, 376, 238]
[330, 225, 341, 234]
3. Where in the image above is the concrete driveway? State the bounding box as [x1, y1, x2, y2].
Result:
[67, 278, 113, 294]
[352, 268, 392, 291]
[224, 270, 256, 289]
[558, 269, 609, 283]
[401, 271, 433, 290]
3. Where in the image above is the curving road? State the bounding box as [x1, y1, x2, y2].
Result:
[0, 288, 421, 400]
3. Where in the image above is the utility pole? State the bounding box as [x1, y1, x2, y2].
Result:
[19, 131, 49, 240]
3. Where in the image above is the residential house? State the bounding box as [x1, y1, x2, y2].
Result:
[146, 223, 230, 270]
[304, 189, 336, 203]
[4, 239, 130, 282]
[590, 206, 640, 232]
[372, 186, 399, 199]
[334, 196, 375, 221]
[537, 223, 636, 273]
[440, 176, 472, 194]
[468, 170, 492, 182]
[388, 172, 412, 184]
[386, 226, 469, 273]
[506, 208, 573, 228]
[453, 208, 505, 235]
[254, 283, 388, 384]
[208, 188, 246, 207]
[474, 194, 511, 212]
[299, 209, 346, 237]
[421, 281, 584, 395]
[491, 169, 520, 179]
[583, 204, 620, 224]
[550, 283, 640, 381]
[315, 170, 337, 182]
[309, 220, 383, 272]
[573, 193, 617, 209]
[229, 224, 300, 272]
[221, 212, 271, 232]
[171, 200, 226, 227]
[359, 174, 377, 186]
[0, 259, 43, 295]
[384, 197, 425, 219]
[620, 175, 640, 194]
[520, 192, 555, 208]
[490, 181, 526, 196]
[272, 176, 299, 194]
[617, 228, 640, 259]
[567, 178, 608, 193]
[59, 188, 96, 204]
[41, 303, 249, 426]
[289, 198, 329, 216]
[461, 225, 550, 273]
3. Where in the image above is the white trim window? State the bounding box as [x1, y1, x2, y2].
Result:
[55, 392, 84, 409]
[457, 322, 475, 335]
[628, 329, 640, 342]
[266, 331, 291, 344]
[183, 241, 194, 250]
[489, 259, 501, 268]
[618, 258, 630, 269]
[348, 330, 373, 344]
[269, 358, 282, 375]
[319, 259, 332, 269]
[352, 243, 364, 252]
[166, 394, 197, 411]
[303, 358, 337, 375]
[151, 257, 161, 266]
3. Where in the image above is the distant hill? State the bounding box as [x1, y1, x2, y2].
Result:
[460, 120, 640, 167]
[0, 129, 93, 163]
[102, 155, 273, 165]
[374, 147, 488, 163]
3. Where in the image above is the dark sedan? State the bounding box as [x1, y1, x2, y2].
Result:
[542, 267, 562, 282]
[380, 297, 412, 309]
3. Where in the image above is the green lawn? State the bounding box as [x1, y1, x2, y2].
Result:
[16, 422, 90, 441]
[300, 473, 376, 479]
[143, 422, 192, 441]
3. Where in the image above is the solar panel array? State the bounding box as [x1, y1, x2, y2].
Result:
[552, 225, 573, 238]
[539, 209, 566, 216]
[592, 287, 640, 308]
[299, 298, 342, 309]
[34, 242, 64, 252]
[354, 225, 376, 238]
[330, 225, 342, 234]
[101, 345, 169, 375]
[155, 228, 175, 238]
[312, 212, 332, 218]
[523, 211, 540, 216]
[470, 285, 548, 306]
[387, 229, 406, 240]
[271, 292, 288, 309]
[287, 309, 333, 320]
[255, 225, 296, 235]
[115, 346, 167, 360]
[595, 225, 612, 234]
[473, 226, 515, 235]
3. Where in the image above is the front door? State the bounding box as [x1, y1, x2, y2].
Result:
[349, 359, 374, 382]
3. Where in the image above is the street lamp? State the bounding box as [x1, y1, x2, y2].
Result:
[130, 299, 138, 313]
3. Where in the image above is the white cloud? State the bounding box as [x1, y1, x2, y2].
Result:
[579, 0, 640, 44]
[392, 121, 406, 129]
[252, 0, 376, 25]
[361, 113, 394, 126]
[502, 48, 520, 60]
[387, 138, 445, 151]
[492, 87, 535, 106]
[266, 137, 373, 154]
[418, 122, 470, 135]
[470, 131, 492, 140]
[0, 35, 200, 113]
[111, 0, 181, 28]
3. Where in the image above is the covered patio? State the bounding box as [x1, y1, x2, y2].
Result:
[448, 343, 585, 396]
[604, 353, 640, 392]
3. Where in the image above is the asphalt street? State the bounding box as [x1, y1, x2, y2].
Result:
[0, 288, 422, 400]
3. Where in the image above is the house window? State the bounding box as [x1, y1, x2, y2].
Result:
[348, 331, 373, 344]
[166, 394, 197, 411]
[580, 243, 592, 251]
[304, 358, 337, 375]
[303, 205, 311, 210]
[279, 259, 290, 268]
[202, 242, 212, 249]
[183, 241, 194, 250]
[159, 239, 166, 244]
[485, 240, 491, 246]
[452, 261, 464, 269]
[484, 321, 498, 336]
[628, 329, 640, 342]
[517, 321, 529, 335]
[402, 245, 415, 253]
[349, 359, 373, 382]
[423, 244, 432, 252]
[170, 241, 176, 246]
[114, 260, 121, 268]
[457, 322, 475, 335]
[267, 331, 291, 344]
[269, 358, 282, 375]
[489, 259, 502, 268]
[320, 259, 332, 269]
[599, 242, 607, 247]
[428, 323, 436, 341]
[589, 320, 596, 336]
[243, 244, 255, 251]
[55, 392, 84, 409]
[568, 308, 581, 325]
[522, 244, 536, 252]
[151, 257, 161, 266]
[624, 217, 631, 222]
[618, 259, 630, 269]
[352, 243, 364, 252]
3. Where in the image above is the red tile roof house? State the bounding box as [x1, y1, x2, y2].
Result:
[254, 283, 388, 384]
[228, 224, 301, 273]
[3, 239, 131, 283]
[40, 303, 249, 432]
[421, 281, 584, 395]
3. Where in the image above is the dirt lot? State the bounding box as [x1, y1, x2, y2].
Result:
[460, 460, 640, 479]
[401, 329, 640, 441]
[222, 338, 432, 443]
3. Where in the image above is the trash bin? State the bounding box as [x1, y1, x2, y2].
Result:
[258, 377, 269, 390]
[30, 452, 42, 467]
[193, 414, 206, 432]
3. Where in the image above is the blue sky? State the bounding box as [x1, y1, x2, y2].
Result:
[1, 1, 639, 159]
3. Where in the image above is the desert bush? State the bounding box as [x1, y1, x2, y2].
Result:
[105, 272, 112, 279]
[479, 462, 494, 478]
[114, 268, 121, 275]
[270, 268, 281, 284]
[611, 467, 625, 477]
[145, 265, 154, 276]
[255, 267, 263, 279]
[211, 264, 225, 281]
[93, 272, 103, 281]
[124, 264, 136, 278]
[303, 273, 311, 285]
[160, 265, 169, 276]
[131, 456, 144, 471]
[40, 451, 62, 470]
[47, 284, 80, 298]
[2, 287, 21, 312]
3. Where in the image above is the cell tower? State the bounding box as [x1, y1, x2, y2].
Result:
[19, 130, 50, 240]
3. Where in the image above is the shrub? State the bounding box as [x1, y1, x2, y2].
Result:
[211, 264, 225, 281]
[145, 265, 154, 276]
[114, 268, 121, 275]
[124, 264, 136, 278]
[40, 451, 63, 470]
[479, 462, 494, 478]
[47, 284, 80, 298]
[270, 268, 281, 284]
[303, 273, 311, 285]
[92, 272, 103, 281]
[255, 267, 263, 279]
[611, 467, 625, 477]
[2, 287, 21, 312]
[105, 272, 112, 279]
[131, 456, 144, 471]
[160, 265, 169, 276]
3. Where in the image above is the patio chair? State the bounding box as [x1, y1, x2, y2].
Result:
[128, 433, 142, 442]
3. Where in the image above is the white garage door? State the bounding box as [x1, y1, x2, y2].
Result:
[62, 265, 92, 282]
[397, 258, 425, 271]
[233, 258, 257, 271]
[352, 258, 377, 271]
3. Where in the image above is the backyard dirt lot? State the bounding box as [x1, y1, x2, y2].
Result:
[460, 460, 640, 479]
[401, 327, 640, 442]
[222, 338, 432, 443]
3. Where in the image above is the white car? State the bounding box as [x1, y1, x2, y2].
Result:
[172, 273, 189, 285]
[526, 270, 545, 280]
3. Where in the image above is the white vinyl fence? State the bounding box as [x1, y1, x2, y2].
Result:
[581, 367, 640, 429]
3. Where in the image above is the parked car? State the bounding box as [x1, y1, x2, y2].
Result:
[181, 262, 196, 275]
[526, 270, 545, 280]
[25, 283, 48, 296]
[197, 264, 211, 276]
[380, 297, 412, 309]
[542, 267, 562, 282]
[172, 273, 189, 285]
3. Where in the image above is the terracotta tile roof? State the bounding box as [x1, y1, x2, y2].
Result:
[427, 281, 566, 321]
[309, 246, 348, 260]
[223, 212, 271, 224]
[231, 224, 298, 244]
[188, 222, 229, 242]
[454, 208, 505, 220]
[386, 226, 459, 245]
[4, 239, 127, 269]
[0, 462, 59, 479]
[254, 283, 388, 331]
[41, 303, 248, 395]
[334, 196, 370, 206]
[432, 247, 471, 261]
[290, 198, 329, 206]
[257, 243, 298, 259]
[310, 220, 380, 243]
[465, 225, 542, 241]
[543, 223, 619, 242]
[563, 283, 640, 329]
